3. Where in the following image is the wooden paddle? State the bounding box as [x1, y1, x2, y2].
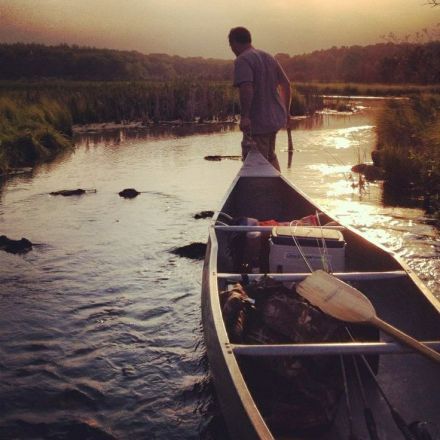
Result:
[297, 270, 440, 364]
[287, 125, 294, 152]
[287, 118, 294, 168]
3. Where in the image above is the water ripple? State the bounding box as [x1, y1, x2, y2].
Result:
[1, 108, 438, 439]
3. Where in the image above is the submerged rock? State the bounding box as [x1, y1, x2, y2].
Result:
[194, 210, 214, 219]
[0, 235, 33, 254]
[119, 188, 141, 198]
[204, 155, 241, 161]
[50, 189, 96, 196]
[171, 242, 207, 260]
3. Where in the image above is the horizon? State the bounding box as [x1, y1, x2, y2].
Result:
[2, 38, 439, 61]
[0, 0, 439, 59]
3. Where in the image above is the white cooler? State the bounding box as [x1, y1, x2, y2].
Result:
[269, 226, 346, 273]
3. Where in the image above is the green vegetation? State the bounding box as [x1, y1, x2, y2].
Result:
[0, 96, 73, 174]
[0, 80, 320, 173]
[0, 80, 240, 124]
[1, 40, 439, 180]
[0, 80, 323, 125]
[374, 96, 440, 215]
[277, 42, 440, 84]
[0, 43, 232, 81]
[294, 82, 440, 97]
[1, 41, 439, 84]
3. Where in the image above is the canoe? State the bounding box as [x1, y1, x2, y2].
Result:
[201, 148, 440, 440]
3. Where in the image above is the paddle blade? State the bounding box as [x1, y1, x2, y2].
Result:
[297, 270, 376, 323]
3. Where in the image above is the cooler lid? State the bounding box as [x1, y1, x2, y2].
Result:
[271, 226, 345, 248]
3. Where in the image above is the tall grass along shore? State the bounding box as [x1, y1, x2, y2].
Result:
[0, 80, 324, 174]
[374, 95, 440, 215]
[1, 80, 439, 193]
[0, 96, 72, 174]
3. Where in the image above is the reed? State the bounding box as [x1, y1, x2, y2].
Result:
[0, 96, 73, 173]
[374, 95, 440, 214]
[294, 82, 440, 97]
[0, 80, 321, 124]
[0, 80, 322, 173]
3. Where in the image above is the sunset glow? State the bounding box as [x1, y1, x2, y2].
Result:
[0, 0, 438, 57]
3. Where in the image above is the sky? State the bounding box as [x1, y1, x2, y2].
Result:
[0, 0, 438, 59]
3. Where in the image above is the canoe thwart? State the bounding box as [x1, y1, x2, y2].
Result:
[232, 341, 440, 357]
[218, 271, 407, 282]
[213, 225, 346, 232]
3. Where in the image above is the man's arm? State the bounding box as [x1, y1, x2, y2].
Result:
[238, 81, 253, 133]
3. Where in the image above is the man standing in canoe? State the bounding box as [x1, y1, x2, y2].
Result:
[228, 27, 291, 171]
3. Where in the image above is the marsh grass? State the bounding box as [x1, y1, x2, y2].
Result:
[0, 96, 73, 172]
[0, 80, 326, 173]
[374, 95, 440, 214]
[0, 80, 241, 124]
[295, 82, 440, 97]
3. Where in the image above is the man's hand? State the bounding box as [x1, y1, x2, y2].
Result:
[240, 116, 251, 133]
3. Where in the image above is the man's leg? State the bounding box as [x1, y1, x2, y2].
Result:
[253, 133, 280, 171]
[241, 133, 254, 161]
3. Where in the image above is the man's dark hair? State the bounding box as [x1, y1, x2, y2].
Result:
[228, 27, 252, 44]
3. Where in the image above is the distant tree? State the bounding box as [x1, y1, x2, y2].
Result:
[0, 42, 439, 84]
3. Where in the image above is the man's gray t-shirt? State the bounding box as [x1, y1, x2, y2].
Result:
[233, 48, 287, 135]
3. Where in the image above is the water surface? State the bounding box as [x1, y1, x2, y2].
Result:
[0, 100, 438, 439]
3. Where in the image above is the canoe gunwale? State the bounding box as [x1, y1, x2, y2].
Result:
[202, 226, 275, 440]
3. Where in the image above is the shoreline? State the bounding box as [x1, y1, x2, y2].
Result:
[72, 119, 238, 133]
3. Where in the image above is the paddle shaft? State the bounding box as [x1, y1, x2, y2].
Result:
[287, 124, 294, 168]
[287, 127, 293, 152]
[371, 316, 440, 364]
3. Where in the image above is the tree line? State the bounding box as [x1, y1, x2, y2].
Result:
[0, 41, 439, 84]
[0, 43, 232, 81]
[276, 42, 440, 84]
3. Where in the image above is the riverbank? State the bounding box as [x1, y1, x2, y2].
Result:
[2, 80, 440, 199]
[0, 97, 73, 175]
[295, 82, 440, 97]
[374, 95, 440, 216]
[0, 80, 322, 174]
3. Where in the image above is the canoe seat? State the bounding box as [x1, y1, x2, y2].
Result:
[217, 271, 407, 282]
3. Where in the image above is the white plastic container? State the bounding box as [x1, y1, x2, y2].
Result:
[269, 226, 345, 273]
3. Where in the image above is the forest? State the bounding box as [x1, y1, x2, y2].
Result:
[0, 41, 439, 84]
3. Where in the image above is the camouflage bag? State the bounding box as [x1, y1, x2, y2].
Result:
[221, 277, 346, 434]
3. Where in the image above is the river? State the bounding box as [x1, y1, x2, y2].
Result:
[0, 99, 438, 439]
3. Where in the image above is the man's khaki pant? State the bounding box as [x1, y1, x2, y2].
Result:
[241, 132, 280, 171]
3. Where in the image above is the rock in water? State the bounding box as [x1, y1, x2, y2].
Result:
[0, 235, 33, 254]
[119, 188, 141, 198]
[50, 189, 87, 196]
[171, 242, 207, 260]
[204, 155, 241, 161]
[351, 164, 385, 181]
[194, 210, 214, 219]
